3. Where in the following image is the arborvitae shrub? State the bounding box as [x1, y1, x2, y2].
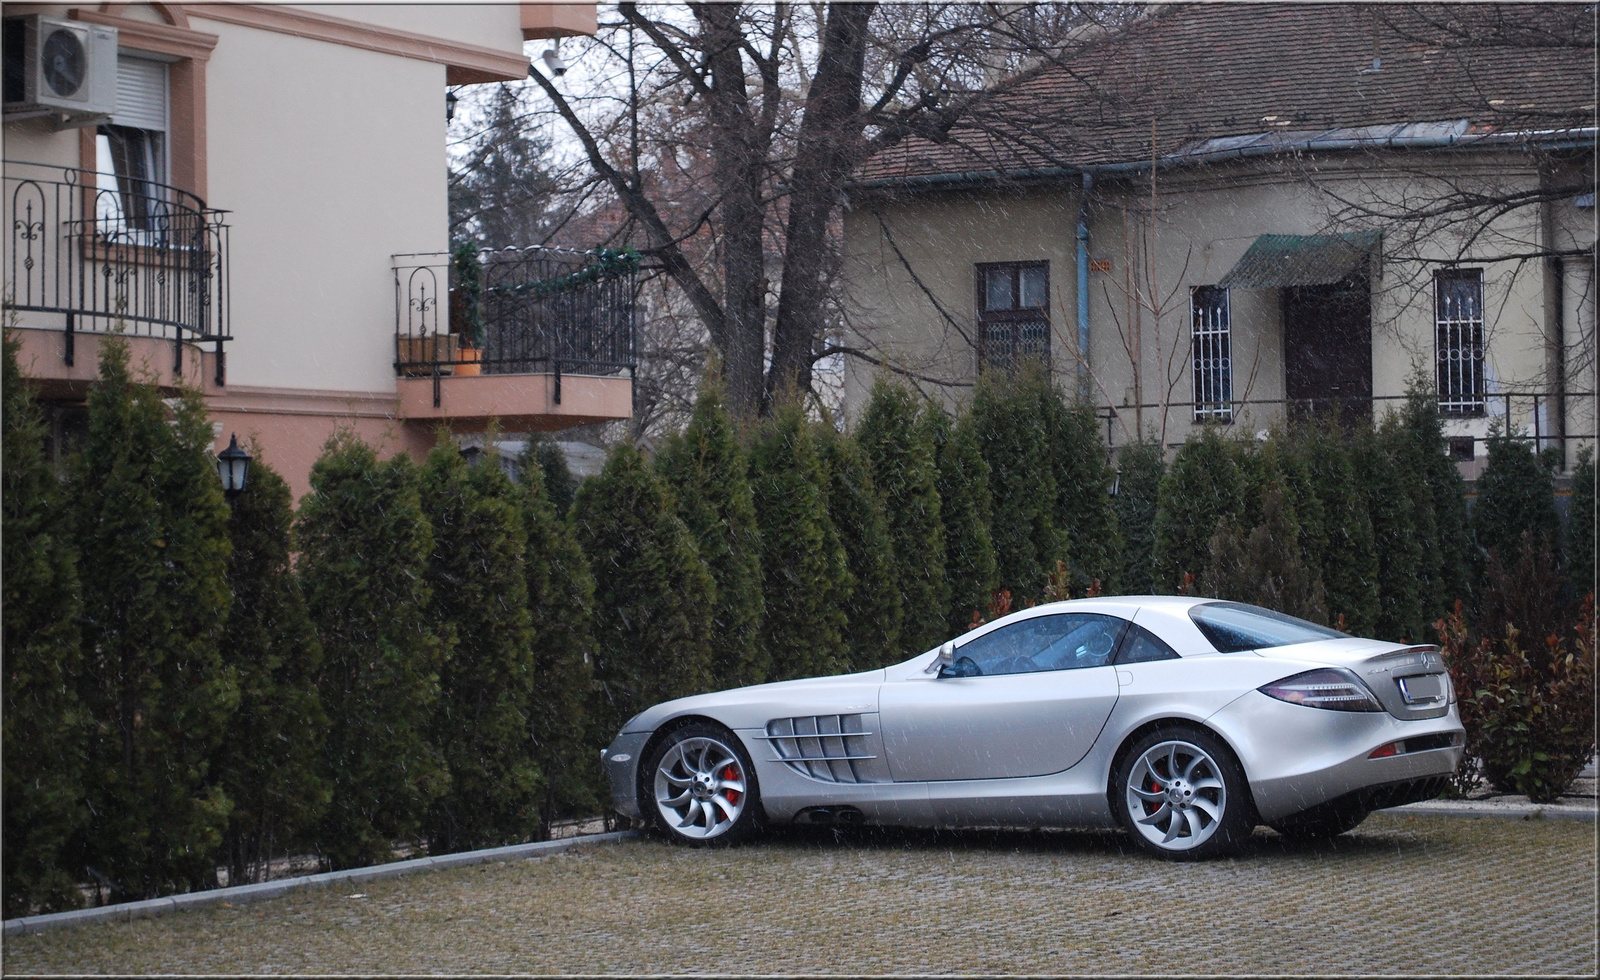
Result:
[298, 435, 448, 869]
[970, 367, 1067, 601]
[1262, 431, 1327, 587]
[71, 339, 237, 898]
[1569, 446, 1595, 611]
[1152, 426, 1245, 593]
[1040, 385, 1122, 593]
[1473, 434, 1560, 575]
[573, 444, 715, 739]
[521, 461, 602, 834]
[924, 407, 997, 637]
[1112, 440, 1165, 596]
[1478, 531, 1570, 668]
[421, 437, 540, 853]
[1380, 412, 1443, 630]
[522, 437, 578, 520]
[855, 377, 947, 654]
[1351, 421, 1426, 642]
[655, 376, 767, 687]
[748, 403, 852, 680]
[1400, 392, 1472, 618]
[1201, 488, 1328, 622]
[1295, 418, 1380, 634]
[2, 331, 87, 915]
[819, 426, 902, 668]
[215, 453, 328, 886]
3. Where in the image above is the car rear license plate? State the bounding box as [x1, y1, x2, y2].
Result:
[1398, 674, 1443, 704]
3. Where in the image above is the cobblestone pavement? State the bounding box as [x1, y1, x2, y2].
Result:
[5, 814, 1594, 976]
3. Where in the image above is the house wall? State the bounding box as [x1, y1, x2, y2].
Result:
[4, 3, 554, 502]
[842, 151, 1595, 471]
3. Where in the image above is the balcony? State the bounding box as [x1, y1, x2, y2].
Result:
[3, 160, 230, 396]
[392, 245, 636, 430]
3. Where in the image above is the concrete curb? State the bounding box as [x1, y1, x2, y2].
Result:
[2, 830, 640, 937]
[1387, 802, 1597, 823]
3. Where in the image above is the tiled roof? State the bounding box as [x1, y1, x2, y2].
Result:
[856, 3, 1596, 186]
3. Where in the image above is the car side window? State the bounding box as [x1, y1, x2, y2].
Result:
[947, 614, 1129, 677]
[1114, 623, 1181, 664]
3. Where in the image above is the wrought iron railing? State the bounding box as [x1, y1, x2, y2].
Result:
[393, 245, 636, 408]
[1099, 389, 1595, 459]
[3, 160, 231, 383]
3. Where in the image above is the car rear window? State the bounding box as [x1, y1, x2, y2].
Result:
[1189, 601, 1345, 652]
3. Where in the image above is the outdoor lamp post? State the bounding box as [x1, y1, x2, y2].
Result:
[216, 434, 251, 500]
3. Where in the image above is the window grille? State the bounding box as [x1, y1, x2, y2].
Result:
[1435, 269, 1485, 416]
[976, 261, 1049, 372]
[1191, 285, 1232, 420]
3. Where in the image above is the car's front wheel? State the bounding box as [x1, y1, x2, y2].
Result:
[644, 723, 759, 845]
[1114, 725, 1256, 860]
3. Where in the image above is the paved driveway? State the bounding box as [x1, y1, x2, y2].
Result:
[5, 814, 1595, 975]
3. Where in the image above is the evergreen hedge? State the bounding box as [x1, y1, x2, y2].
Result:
[2, 331, 87, 915]
[1473, 434, 1561, 573]
[925, 407, 997, 635]
[1040, 386, 1122, 593]
[856, 377, 947, 654]
[573, 444, 715, 739]
[421, 436, 541, 853]
[298, 435, 448, 869]
[748, 404, 852, 680]
[520, 460, 602, 834]
[1293, 419, 1380, 634]
[1152, 426, 1245, 593]
[1569, 447, 1595, 609]
[970, 368, 1068, 601]
[819, 426, 902, 669]
[1112, 440, 1165, 596]
[656, 377, 767, 688]
[70, 339, 238, 899]
[215, 452, 328, 886]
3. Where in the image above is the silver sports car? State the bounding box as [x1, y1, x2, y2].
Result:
[602, 597, 1464, 859]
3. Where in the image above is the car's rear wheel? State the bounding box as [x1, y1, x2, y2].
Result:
[1270, 802, 1369, 841]
[644, 723, 759, 846]
[1114, 725, 1256, 860]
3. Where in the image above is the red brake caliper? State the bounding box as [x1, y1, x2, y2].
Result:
[722, 764, 742, 806]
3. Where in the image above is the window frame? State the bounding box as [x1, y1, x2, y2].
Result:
[1434, 267, 1487, 417]
[945, 612, 1128, 678]
[975, 260, 1051, 373]
[1190, 284, 1233, 422]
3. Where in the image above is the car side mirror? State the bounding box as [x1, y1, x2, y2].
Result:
[926, 641, 955, 676]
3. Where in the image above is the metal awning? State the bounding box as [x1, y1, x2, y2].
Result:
[1218, 231, 1381, 289]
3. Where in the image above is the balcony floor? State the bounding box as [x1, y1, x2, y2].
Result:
[395, 371, 632, 431]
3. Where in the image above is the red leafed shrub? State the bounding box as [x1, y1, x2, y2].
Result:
[1439, 597, 1596, 802]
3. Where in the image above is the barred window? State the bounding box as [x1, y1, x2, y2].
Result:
[977, 261, 1049, 372]
[1435, 269, 1485, 416]
[1191, 285, 1232, 421]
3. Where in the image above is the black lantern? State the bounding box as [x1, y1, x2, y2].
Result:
[216, 433, 251, 499]
[446, 89, 459, 123]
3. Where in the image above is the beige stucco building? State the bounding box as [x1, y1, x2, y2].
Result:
[841, 4, 1595, 477]
[5, 2, 624, 500]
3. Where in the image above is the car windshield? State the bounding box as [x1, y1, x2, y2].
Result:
[1189, 601, 1345, 652]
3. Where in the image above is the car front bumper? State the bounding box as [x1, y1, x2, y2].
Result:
[601, 731, 651, 819]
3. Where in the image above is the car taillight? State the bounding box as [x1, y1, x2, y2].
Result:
[1369, 741, 1401, 758]
[1259, 668, 1384, 712]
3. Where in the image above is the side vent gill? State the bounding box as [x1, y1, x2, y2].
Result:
[756, 714, 877, 783]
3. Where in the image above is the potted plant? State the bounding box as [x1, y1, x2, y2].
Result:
[450, 239, 486, 376]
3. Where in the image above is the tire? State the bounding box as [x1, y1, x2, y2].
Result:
[1270, 803, 1369, 841]
[642, 723, 760, 846]
[1113, 725, 1257, 860]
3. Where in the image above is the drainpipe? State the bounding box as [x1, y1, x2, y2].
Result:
[1077, 171, 1093, 401]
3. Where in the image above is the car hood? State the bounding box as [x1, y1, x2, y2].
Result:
[620, 667, 889, 735]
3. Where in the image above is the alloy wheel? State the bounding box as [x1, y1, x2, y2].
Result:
[652, 735, 748, 841]
[1124, 739, 1228, 851]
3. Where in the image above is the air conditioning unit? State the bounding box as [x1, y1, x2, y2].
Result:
[2, 15, 118, 127]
